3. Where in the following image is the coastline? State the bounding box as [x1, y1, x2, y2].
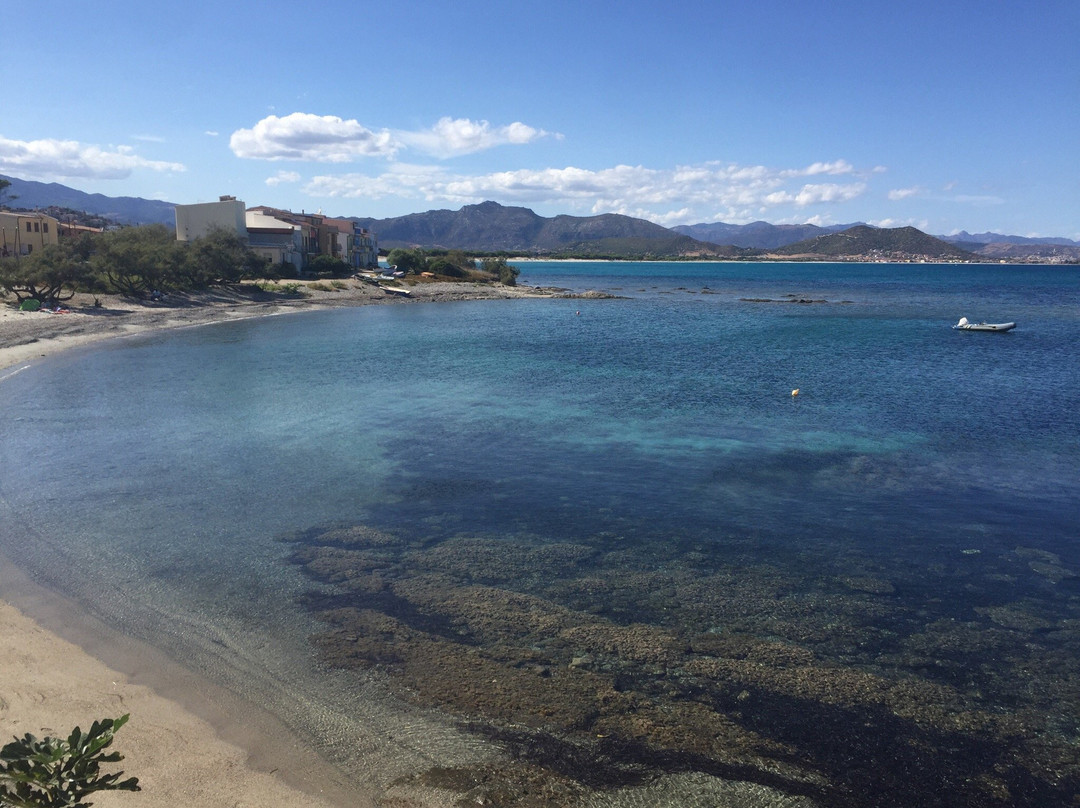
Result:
[0, 278, 556, 373]
[0, 559, 367, 808]
[0, 278, 554, 807]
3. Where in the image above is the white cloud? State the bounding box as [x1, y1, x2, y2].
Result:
[0, 135, 186, 180]
[231, 113, 558, 162]
[888, 186, 921, 200]
[303, 159, 872, 225]
[396, 117, 558, 158]
[266, 170, 301, 186]
[229, 113, 399, 162]
[871, 217, 929, 230]
[205, 130, 220, 137]
[791, 159, 855, 177]
[764, 182, 867, 207]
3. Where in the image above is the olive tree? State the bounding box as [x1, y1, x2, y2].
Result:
[91, 224, 182, 297]
[189, 227, 268, 285]
[0, 242, 92, 305]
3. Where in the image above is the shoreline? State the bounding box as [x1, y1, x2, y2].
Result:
[0, 557, 367, 808]
[0, 278, 555, 808]
[0, 278, 558, 373]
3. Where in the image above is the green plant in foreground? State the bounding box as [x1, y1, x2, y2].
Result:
[0, 715, 139, 807]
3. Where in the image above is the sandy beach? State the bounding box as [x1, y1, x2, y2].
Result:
[0, 279, 552, 807]
[0, 279, 554, 373]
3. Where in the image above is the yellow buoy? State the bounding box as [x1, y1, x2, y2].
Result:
[791, 388, 800, 397]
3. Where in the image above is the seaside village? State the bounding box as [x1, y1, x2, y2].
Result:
[0, 195, 380, 275]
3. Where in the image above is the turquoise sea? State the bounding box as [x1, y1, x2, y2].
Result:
[1, 262, 1078, 807]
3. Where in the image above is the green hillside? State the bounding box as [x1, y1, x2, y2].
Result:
[774, 225, 975, 260]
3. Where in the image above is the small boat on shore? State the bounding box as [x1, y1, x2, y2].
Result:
[953, 317, 1016, 332]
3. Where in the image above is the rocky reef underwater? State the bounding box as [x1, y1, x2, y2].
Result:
[284, 521, 1080, 808]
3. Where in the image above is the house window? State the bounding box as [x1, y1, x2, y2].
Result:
[43, 222, 49, 233]
[26, 222, 32, 232]
[34, 222, 40, 232]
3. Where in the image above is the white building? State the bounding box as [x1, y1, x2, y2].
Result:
[174, 196, 247, 241]
[245, 210, 304, 274]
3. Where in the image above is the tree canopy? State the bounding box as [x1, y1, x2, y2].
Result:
[0, 225, 520, 306]
[0, 225, 270, 304]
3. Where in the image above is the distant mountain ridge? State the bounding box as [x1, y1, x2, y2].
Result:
[351, 200, 740, 257]
[939, 230, 1080, 247]
[1, 175, 1074, 261]
[774, 225, 973, 260]
[0, 174, 176, 225]
[672, 220, 862, 249]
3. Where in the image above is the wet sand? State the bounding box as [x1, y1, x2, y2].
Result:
[0, 279, 552, 808]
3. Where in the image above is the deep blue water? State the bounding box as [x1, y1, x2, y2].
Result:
[1, 262, 1078, 805]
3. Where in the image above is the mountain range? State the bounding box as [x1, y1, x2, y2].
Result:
[672, 220, 861, 249]
[2, 174, 1077, 262]
[350, 201, 743, 258]
[1, 174, 176, 225]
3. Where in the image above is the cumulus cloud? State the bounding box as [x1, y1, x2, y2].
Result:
[888, 186, 921, 200]
[763, 182, 867, 207]
[784, 159, 855, 177]
[302, 159, 871, 225]
[0, 135, 185, 180]
[230, 113, 558, 162]
[266, 170, 301, 186]
[396, 117, 557, 158]
[229, 113, 399, 162]
[871, 217, 929, 230]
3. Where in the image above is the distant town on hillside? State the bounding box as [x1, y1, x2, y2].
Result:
[2, 174, 1078, 264]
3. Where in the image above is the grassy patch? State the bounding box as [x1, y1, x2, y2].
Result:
[256, 282, 306, 296]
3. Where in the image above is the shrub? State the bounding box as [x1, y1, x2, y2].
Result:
[306, 254, 350, 278]
[0, 715, 140, 807]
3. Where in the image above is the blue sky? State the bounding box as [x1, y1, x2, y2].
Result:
[4, 0, 1078, 237]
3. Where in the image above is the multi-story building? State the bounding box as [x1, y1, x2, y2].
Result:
[175, 197, 378, 273]
[174, 196, 248, 242]
[348, 223, 379, 269]
[245, 209, 304, 274]
[253, 208, 379, 271]
[0, 211, 60, 257]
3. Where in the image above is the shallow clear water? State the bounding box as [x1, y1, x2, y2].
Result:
[1, 262, 1078, 806]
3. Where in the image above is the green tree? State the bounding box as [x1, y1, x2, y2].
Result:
[90, 224, 183, 296]
[427, 258, 467, 278]
[385, 248, 427, 274]
[444, 250, 474, 272]
[0, 242, 92, 305]
[305, 253, 349, 278]
[0, 715, 139, 808]
[481, 256, 520, 286]
[189, 227, 267, 285]
[0, 179, 16, 210]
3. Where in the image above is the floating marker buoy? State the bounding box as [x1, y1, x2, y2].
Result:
[791, 388, 800, 397]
